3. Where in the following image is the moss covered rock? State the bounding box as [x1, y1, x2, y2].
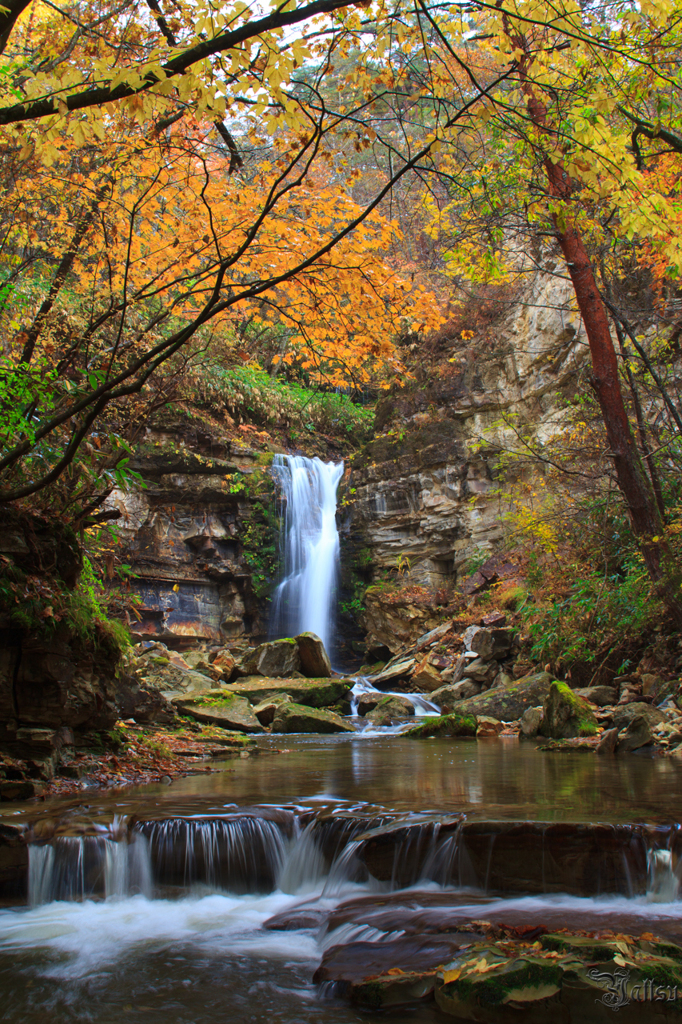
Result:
[456, 672, 553, 722]
[240, 639, 301, 678]
[367, 695, 415, 725]
[435, 934, 682, 1020]
[542, 681, 598, 739]
[172, 691, 264, 732]
[228, 676, 352, 709]
[271, 702, 356, 734]
[405, 713, 476, 738]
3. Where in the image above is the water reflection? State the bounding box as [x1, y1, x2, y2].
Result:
[8, 736, 680, 829]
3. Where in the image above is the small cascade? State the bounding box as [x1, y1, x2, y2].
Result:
[28, 833, 152, 906]
[350, 676, 440, 731]
[136, 816, 290, 893]
[647, 849, 679, 902]
[270, 454, 344, 653]
[277, 821, 327, 894]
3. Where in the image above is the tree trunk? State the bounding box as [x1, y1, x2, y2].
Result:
[506, 21, 682, 624]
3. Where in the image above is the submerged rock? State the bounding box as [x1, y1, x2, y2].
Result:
[240, 639, 301, 678]
[541, 681, 598, 739]
[173, 692, 264, 732]
[456, 671, 553, 722]
[271, 702, 356, 734]
[405, 713, 476, 738]
[295, 632, 332, 677]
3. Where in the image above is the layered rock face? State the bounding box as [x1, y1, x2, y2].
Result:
[106, 422, 274, 646]
[347, 272, 587, 646]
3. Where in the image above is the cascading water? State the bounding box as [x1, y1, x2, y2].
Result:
[270, 454, 344, 653]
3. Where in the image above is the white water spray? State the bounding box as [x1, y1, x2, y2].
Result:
[270, 454, 344, 653]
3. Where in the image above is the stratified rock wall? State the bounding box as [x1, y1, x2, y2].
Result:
[347, 272, 588, 639]
[106, 424, 275, 646]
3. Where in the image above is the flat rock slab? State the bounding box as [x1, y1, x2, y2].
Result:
[314, 933, 483, 985]
[172, 693, 264, 733]
[227, 676, 351, 708]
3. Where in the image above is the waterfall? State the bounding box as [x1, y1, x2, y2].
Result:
[28, 834, 152, 905]
[270, 454, 344, 652]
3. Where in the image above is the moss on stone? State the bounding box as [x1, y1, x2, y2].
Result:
[406, 714, 476, 739]
[544, 681, 598, 739]
[446, 959, 563, 1006]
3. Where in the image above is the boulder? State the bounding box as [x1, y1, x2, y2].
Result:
[476, 716, 503, 737]
[405, 713, 476, 739]
[617, 714, 654, 753]
[440, 656, 465, 685]
[541, 681, 598, 739]
[429, 680, 483, 711]
[271, 702, 356, 734]
[251, 693, 292, 727]
[462, 625, 481, 650]
[456, 671, 553, 722]
[209, 649, 238, 682]
[414, 620, 454, 652]
[356, 694, 380, 716]
[228, 676, 352, 708]
[574, 685, 617, 707]
[183, 651, 216, 676]
[461, 657, 493, 682]
[468, 626, 513, 661]
[137, 649, 218, 697]
[520, 706, 543, 738]
[241, 639, 301, 678]
[612, 702, 666, 731]
[369, 658, 416, 687]
[295, 632, 332, 678]
[410, 657, 443, 692]
[173, 692, 264, 732]
[367, 695, 415, 725]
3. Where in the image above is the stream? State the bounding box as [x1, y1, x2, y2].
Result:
[2, 737, 682, 1023]
[1, 455, 682, 1021]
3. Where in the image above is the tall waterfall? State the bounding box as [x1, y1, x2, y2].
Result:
[269, 454, 344, 653]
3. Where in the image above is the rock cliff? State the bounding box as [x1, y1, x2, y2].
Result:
[105, 420, 277, 647]
[345, 272, 588, 650]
